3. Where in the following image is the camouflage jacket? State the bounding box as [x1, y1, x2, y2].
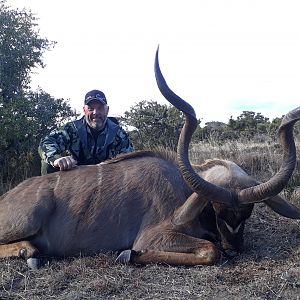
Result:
[38, 117, 133, 165]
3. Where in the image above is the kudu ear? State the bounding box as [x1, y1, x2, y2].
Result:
[172, 193, 208, 226]
[264, 195, 300, 219]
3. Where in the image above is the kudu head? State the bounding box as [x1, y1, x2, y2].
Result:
[211, 201, 254, 256]
[154, 47, 300, 257]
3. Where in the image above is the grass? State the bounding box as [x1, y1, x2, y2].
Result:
[0, 137, 300, 299]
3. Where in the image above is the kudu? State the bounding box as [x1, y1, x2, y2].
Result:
[0, 49, 300, 269]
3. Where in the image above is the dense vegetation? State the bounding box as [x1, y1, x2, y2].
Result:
[0, 1, 78, 191]
[120, 100, 185, 150]
[122, 102, 286, 150]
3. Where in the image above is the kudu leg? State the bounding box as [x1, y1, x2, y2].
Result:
[118, 233, 221, 266]
[131, 247, 219, 266]
[0, 241, 38, 259]
[0, 241, 44, 269]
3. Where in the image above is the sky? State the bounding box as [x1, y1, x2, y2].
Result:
[7, 0, 300, 125]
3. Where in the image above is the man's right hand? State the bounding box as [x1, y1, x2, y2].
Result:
[53, 156, 77, 171]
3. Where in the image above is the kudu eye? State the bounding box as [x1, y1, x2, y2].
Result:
[224, 221, 242, 234]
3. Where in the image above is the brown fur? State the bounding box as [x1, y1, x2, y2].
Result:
[0, 148, 251, 266]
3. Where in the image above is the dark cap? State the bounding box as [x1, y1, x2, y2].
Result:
[84, 90, 107, 105]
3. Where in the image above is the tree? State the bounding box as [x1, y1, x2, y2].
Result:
[193, 111, 276, 143]
[121, 100, 185, 150]
[228, 111, 270, 137]
[0, 89, 77, 182]
[0, 2, 78, 189]
[193, 121, 233, 143]
[0, 1, 55, 100]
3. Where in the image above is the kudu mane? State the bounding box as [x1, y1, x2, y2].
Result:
[105, 147, 178, 166]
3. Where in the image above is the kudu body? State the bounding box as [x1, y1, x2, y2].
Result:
[0, 50, 300, 268]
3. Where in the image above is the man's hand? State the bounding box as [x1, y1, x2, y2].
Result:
[53, 156, 77, 171]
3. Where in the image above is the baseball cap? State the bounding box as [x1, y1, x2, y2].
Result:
[84, 90, 107, 105]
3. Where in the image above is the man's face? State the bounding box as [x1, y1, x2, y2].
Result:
[83, 100, 109, 130]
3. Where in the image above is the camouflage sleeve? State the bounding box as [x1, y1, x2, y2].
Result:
[115, 127, 134, 154]
[38, 124, 73, 165]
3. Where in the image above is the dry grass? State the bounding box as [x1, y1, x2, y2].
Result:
[0, 139, 300, 299]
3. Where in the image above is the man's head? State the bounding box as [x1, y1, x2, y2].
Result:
[83, 90, 109, 131]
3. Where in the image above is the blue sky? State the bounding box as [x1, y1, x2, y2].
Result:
[8, 0, 300, 125]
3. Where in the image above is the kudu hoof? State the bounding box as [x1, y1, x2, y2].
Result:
[27, 258, 42, 269]
[26, 257, 49, 269]
[115, 249, 137, 264]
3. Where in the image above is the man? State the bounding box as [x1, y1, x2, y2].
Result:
[39, 89, 133, 175]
